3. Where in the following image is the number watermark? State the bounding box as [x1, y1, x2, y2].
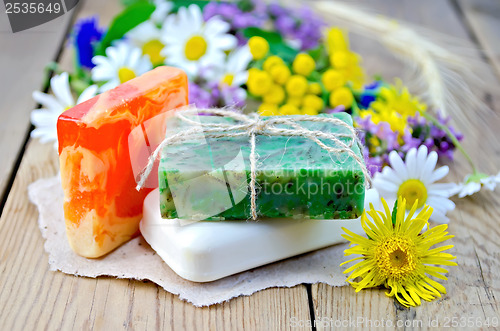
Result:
[3, 0, 79, 32]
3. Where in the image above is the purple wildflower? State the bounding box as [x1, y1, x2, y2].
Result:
[189, 82, 216, 108]
[203, 1, 267, 32]
[270, 4, 325, 50]
[326, 105, 346, 114]
[189, 81, 247, 109]
[406, 112, 463, 160]
[361, 145, 384, 176]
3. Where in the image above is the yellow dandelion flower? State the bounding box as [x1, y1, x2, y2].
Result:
[341, 197, 457, 308]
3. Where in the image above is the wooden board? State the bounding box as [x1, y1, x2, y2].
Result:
[457, 0, 500, 79]
[0, 3, 76, 208]
[0, 0, 499, 329]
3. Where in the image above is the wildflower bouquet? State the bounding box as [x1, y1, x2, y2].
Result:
[30, 0, 500, 307]
[32, 0, 477, 181]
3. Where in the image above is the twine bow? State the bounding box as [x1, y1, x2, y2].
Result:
[136, 107, 371, 220]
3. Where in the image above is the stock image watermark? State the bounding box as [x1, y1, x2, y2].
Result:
[289, 316, 499, 328]
[3, 0, 79, 32]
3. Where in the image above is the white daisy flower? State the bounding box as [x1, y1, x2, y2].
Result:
[91, 41, 152, 92]
[373, 146, 456, 224]
[126, 21, 166, 66]
[31, 72, 97, 148]
[453, 172, 500, 198]
[217, 46, 252, 104]
[160, 4, 237, 78]
[126, 0, 173, 67]
[218, 46, 252, 88]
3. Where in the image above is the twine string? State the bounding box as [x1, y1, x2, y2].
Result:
[136, 107, 371, 220]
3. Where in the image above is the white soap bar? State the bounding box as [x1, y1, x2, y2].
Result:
[140, 189, 379, 282]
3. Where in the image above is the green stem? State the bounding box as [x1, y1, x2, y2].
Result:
[421, 111, 477, 174]
[351, 101, 360, 117]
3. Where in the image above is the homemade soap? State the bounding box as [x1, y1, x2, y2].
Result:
[58, 66, 188, 258]
[159, 113, 365, 221]
[141, 188, 378, 282]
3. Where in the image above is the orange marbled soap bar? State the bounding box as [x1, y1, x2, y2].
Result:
[57, 66, 188, 258]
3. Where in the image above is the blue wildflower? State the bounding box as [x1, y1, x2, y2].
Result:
[359, 81, 381, 108]
[73, 16, 104, 69]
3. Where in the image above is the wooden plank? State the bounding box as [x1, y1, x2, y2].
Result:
[456, 0, 500, 80]
[312, 0, 500, 328]
[0, 0, 313, 329]
[0, 2, 76, 208]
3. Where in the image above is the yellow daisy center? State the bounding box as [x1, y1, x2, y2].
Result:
[221, 73, 234, 86]
[375, 236, 417, 280]
[398, 179, 427, 209]
[118, 67, 136, 83]
[142, 39, 165, 65]
[184, 35, 208, 61]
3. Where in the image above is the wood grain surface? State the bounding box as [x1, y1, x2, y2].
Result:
[0, 0, 499, 330]
[0, 2, 76, 207]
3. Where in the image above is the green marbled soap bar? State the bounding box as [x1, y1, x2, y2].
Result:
[159, 113, 365, 220]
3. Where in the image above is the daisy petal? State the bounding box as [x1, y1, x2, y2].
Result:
[458, 182, 481, 198]
[429, 209, 450, 224]
[405, 148, 418, 178]
[429, 166, 449, 183]
[51, 72, 74, 107]
[388, 150, 408, 179]
[427, 196, 455, 213]
[420, 151, 438, 182]
[77, 85, 98, 104]
[32, 91, 61, 111]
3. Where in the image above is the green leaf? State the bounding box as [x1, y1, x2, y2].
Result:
[120, 0, 145, 6]
[171, 0, 209, 12]
[237, 0, 254, 12]
[269, 43, 298, 63]
[391, 200, 398, 226]
[242, 27, 283, 44]
[95, 1, 155, 55]
[308, 45, 329, 71]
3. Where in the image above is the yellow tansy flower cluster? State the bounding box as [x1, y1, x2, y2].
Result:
[359, 83, 427, 137]
[247, 52, 324, 116]
[246, 29, 365, 117]
[325, 28, 364, 100]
